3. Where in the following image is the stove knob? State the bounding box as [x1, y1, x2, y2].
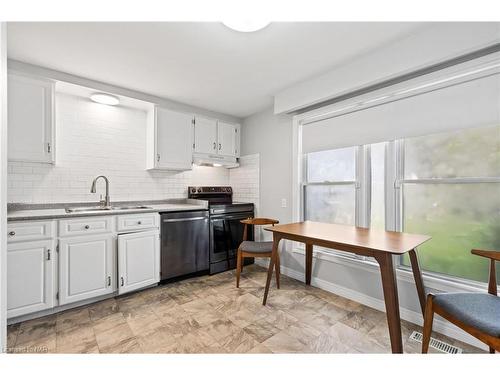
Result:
[197, 188, 202, 193]
[190, 188, 196, 194]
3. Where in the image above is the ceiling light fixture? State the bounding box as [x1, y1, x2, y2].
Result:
[90, 93, 120, 106]
[222, 20, 270, 32]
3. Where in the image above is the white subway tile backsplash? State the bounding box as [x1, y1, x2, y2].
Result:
[8, 93, 229, 203]
[229, 153, 260, 216]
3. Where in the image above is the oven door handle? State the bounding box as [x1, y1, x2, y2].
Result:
[163, 217, 207, 223]
[211, 214, 253, 221]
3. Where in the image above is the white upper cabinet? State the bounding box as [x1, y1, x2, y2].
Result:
[194, 117, 240, 158]
[146, 106, 194, 171]
[8, 73, 55, 164]
[117, 230, 160, 295]
[193, 116, 218, 154]
[217, 121, 240, 157]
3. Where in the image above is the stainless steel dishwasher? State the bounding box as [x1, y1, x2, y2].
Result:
[160, 210, 209, 281]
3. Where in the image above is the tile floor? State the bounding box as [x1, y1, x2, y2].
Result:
[6, 264, 484, 354]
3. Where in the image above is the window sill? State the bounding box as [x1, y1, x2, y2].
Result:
[291, 246, 488, 294]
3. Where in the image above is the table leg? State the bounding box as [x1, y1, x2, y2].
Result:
[305, 243, 313, 285]
[263, 234, 280, 305]
[408, 249, 426, 316]
[375, 252, 403, 353]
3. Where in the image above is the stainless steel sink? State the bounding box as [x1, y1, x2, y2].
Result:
[65, 205, 151, 213]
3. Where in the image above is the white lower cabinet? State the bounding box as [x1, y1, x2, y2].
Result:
[7, 214, 161, 321]
[117, 230, 160, 295]
[58, 234, 115, 305]
[7, 240, 55, 318]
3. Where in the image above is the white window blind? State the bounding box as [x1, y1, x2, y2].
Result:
[301, 73, 500, 154]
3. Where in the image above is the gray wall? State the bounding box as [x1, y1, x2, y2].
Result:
[241, 107, 293, 227]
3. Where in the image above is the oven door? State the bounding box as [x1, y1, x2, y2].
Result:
[210, 211, 254, 263]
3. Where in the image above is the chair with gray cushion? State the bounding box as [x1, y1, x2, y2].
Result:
[236, 218, 280, 288]
[422, 249, 500, 353]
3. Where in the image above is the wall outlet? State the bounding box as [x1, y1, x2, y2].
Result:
[281, 198, 287, 208]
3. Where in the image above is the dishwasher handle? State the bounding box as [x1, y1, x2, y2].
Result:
[162, 216, 207, 223]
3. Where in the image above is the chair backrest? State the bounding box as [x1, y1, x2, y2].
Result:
[471, 249, 500, 296]
[240, 218, 279, 226]
[240, 218, 279, 242]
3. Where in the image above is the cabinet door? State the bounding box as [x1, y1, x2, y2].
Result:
[8, 74, 55, 163]
[118, 230, 160, 294]
[217, 121, 238, 157]
[156, 107, 194, 170]
[194, 116, 218, 154]
[7, 240, 54, 318]
[59, 234, 115, 305]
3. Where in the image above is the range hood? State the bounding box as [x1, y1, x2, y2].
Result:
[192, 154, 239, 169]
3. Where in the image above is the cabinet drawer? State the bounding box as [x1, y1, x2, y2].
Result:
[7, 220, 54, 243]
[59, 216, 114, 237]
[117, 213, 159, 232]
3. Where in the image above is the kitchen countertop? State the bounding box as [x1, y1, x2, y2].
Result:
[7, 199, 208, 222]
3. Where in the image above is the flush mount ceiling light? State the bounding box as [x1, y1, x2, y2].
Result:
[90, 93, 120, 106]
[222, 20, 270, 32]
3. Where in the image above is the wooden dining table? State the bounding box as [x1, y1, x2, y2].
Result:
[263, 221, 431, 353]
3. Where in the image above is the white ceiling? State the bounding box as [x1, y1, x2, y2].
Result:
[7, 22, 424, 118]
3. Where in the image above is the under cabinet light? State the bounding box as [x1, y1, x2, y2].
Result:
[222, 20, 270, 32]
[90, 93, 120, 106]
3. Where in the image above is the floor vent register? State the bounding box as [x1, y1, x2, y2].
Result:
[409, 331, 463, 354]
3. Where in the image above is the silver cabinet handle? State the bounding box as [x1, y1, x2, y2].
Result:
[84, 225, 90, 229]
[107, 276, 111, 287]
[219, 143, 221, 150]
[47, 249, 51, 261]
[157, 154, 160, 162]
[213, 142, 216, 150]
[8, 231, 15, 236]
[120, 277, 124, 287]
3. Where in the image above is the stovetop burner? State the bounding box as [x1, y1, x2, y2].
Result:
[188, 186, 232, 204]
[188, 186, 253, 215]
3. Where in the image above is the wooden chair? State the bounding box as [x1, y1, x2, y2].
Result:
[236, 218, 280, 288]
[422, 249, 500, 353]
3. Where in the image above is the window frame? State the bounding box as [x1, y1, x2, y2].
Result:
[300, 144, 374, 260]
[302, 146, 362, 227]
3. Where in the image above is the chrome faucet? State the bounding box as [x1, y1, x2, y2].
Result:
[90, 175, 111, 207]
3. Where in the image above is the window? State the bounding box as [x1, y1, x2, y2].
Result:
[304, 147, 357, 225]
[300, 126, 500, 283]
[303, 143, 387, 229]
[399, 125, 500, 283]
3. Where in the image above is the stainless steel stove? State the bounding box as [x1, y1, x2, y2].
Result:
[188, 186, 254, 274]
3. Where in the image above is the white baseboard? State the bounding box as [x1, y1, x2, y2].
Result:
[254, 258, 487, 351]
